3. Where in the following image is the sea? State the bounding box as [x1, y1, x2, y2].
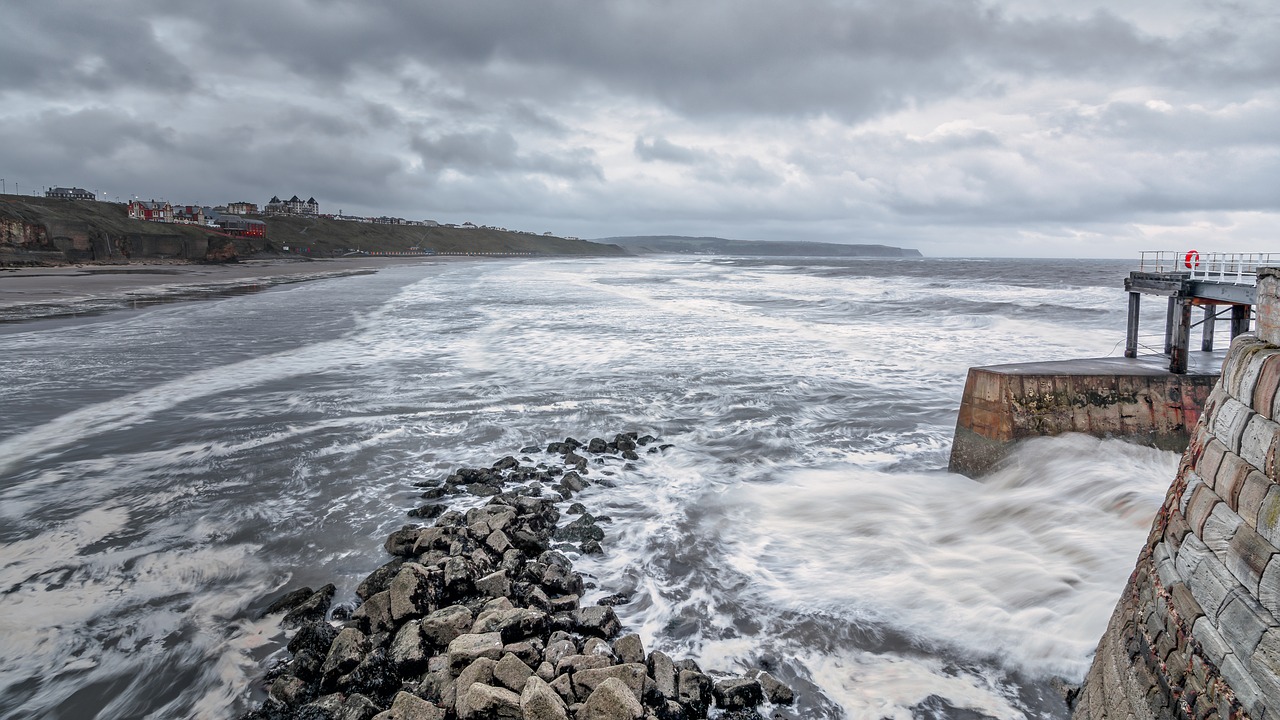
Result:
[0, 256, 1184, 719]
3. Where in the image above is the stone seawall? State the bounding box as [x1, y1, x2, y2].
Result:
[1073, 268, 1280, 719]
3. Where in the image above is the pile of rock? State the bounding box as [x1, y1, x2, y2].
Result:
[241, 434, 792, 720]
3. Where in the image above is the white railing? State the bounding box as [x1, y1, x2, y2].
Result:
[1138, 251, 1280, 284]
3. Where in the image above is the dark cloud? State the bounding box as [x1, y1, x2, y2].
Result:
[634, 137, 706, 165]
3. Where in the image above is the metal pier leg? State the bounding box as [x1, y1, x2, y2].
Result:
[1202, 305, 1216, 352]
[1170, 297, 1192, 374]
[1231, 305, 1251, 339]
[1164, 296, 1177, 355]
[1125, 293, 1141, 358]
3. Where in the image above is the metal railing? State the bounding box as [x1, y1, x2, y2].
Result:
[1138, 251, 1280, 284]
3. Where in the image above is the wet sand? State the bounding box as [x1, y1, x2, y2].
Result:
[0, 257, 439, 323]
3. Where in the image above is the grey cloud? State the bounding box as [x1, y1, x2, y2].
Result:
[411, 129, 602, 180]
[634, 137, 707, 165]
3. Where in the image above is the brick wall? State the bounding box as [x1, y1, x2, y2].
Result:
[1073, 269, 1280, 719]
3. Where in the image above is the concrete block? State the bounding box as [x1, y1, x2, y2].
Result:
[1185, 482, 1223, 537]
[1253, 352, 1280, 415]
[1257, 268, 1280, 346]
[1217, 590, 1273, 658]
[1152, 541, 1178, 588]
[1164, 509, 1191, 553]
[1193, 615, 1237, 671]
[1195, 437, 1229, 489]
[1259, 553, 1280, 619]
[1224, 520, 1278, 597]
[1211, 397, 1254, 454]
[1236, 345, 1276, 409]
[1180, 473, 1204, 516]
[1188, 552, 1240, 620]
[1175, 532, 1210, 581]
[1240, 414, 1280, 476]
[1237, 471, 1274, 529]
[1224, 338, 1271, 399]
[1259, 484, 1280, 549]
[1201, 502, 1243, 558]
[1216, 651, 1267, 719]
[1168, 581, 1204, 626]
[1213, 453, 1251, 509]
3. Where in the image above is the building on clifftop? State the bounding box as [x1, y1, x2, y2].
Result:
[45, 187, 95, 201]
[127, 200, 173, 223]
[264, 195, 319, 216]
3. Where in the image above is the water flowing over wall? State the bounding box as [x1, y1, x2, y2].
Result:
[1074, 268, 1280, 719]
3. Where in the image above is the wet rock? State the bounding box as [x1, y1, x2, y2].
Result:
[621, 450, 640, 461]
[420, 604, 473, 648]
[677, 670, 713, 717]
[268, 675, 310, 707]
[567, 502, 587, 515]
[408, 503, 446, 519]
[485, 530, 513, 556]
[520, 446, 542, 454]
[712, 677, 763, 710]
[447, 632, 504, 673]
[752, 670, 794, 705]
[613, 634, 645, 665]
[282, 584, 336, 627]
[582, 637, 614, 658]
[340, 693, 381, 720]
[455, 657, 497, 718]
[501, 638, 542, 667]
[580, 540, 604, 555]
[563, 451, 588, 470]
[493, 456, 520, 471]
[596, 592, 630, 607]
[262, 586, 315, 618]
[572, 663, 647, 702]
[419, 487, 446, 500]
[390, 563, 438, 622]
[549, 673, 576, 704]
[358, 558, 407, 600]
[371, 691, 446, 720]
[389, 620, 429, 675]
[475, 569, 510, 599]
[580, 677, 644, 720]
[613, 434, 637, 452]
[283, 648, 324, 682]
[288, 620, 339, 658]
[521, 675, 569, 720]
[587, 438, 609, 453]
[321, 627, 370, 687]
[555, 653, 614, 676]
[350, 590, 396, 636]
[460, 683, 522, 719]
[384, 526, 423, 557]
[647, 651, 678, 701]
[467, 483, 502, 497]
[544, 637, 579, 669]
[493, 652, 534, 692]
[572, 605, 622, 638]
[554, 514, 604, 543]
[559, 472, 588, 493]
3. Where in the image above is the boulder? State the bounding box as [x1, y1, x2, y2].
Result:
[554, 515, 604, 543]
[385, 526, 424, 557]
[579, 677, 644, 720]
[459, 683, 522, 719]
[288, 620, 338, 658]
[358, 558, 407, 600]
[455, 657, 496, 718]
[554, 654, 614, 677]
[420, 605, 473, 648]
[647, 651, 677, 700]
[389, 620, 429, 674]
[753, 670, 794, 705]
[677, 670, 713, 717]
[572, 606, 622, 638]
[390, 563, 437, 622]
[475, 569, 510, 599]
[712, 677, 763, 710]
[493, 652, 534, 692]
[268, 675, 310, 707]
[340, 693, 381, 720]
[572, 663, 647, 702]
[321, 627, 370, 686]
[447, 632, 504, 673]
[371, 691, 446, 720]
[262, 586, 315, 617]
[612, 634, 645, 665]
[520, 675, 569, 720]
[582, 637, 614, 658]
[282, 584, 336, 627]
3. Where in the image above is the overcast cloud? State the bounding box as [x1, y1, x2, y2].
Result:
[1, 0, 1276, 257]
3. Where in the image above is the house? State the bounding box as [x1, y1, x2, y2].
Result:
[45, 187, 96, 201]
[211, 214, 267, 238]
[172, 205, 205, 225]
[226, 202, 258, 215]
[128, 200, 173, 223]
[264, 195, 319, 216]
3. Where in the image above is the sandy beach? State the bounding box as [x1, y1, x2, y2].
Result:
[0, 257, 440, 323]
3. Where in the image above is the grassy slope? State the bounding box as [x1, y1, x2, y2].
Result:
[0, 196, 627, 260]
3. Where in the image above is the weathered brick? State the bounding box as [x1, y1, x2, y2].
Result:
[1187, 553, 1238, 620]
[1184, 482, 1223, 537]
[1237, 470, 1274, 529]
[1175, 532, 1210, 581]
[1258, 484, 1280, 548]
[1223, 520, 1277, 596]
[1193, 615, 1236, 670]
[1201, 502, 1242, 558]
[1212, 397, 1254, 453]
[1213, 453, 1251, 509]
[1257, 268, 1280, 346]
[1168, 581, 1204, 625]
[1260, 555, 1280, 619]
[1217, 591, 1272, 658]
[1195, 437, 1230, 489]
[1240, 414, 1280, 477]
[1165, 509, 1192, 552]
[1253, 352, 1280, 415]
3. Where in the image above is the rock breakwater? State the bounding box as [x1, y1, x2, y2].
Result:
[240, 433, 793, 720]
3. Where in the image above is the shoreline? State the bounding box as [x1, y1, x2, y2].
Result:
[0, 257, 445, 324]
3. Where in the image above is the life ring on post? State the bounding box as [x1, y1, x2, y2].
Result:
[1184, 250, 1200, 269]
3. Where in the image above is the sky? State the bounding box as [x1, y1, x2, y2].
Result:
[0, 0, 1277, 258]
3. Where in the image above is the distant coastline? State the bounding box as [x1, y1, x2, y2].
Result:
[596, 235, 922, 258]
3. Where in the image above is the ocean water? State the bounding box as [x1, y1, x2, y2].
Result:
[0, 256, 1181, 719]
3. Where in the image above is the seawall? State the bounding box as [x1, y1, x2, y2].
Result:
[1072, 267, 1280, 719]
[949, 355, 1221, 477]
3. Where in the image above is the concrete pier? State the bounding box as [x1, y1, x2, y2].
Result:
[949, 352, 1223, 477]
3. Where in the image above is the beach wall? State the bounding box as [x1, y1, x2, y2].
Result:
[1072, 267, 1280, 719]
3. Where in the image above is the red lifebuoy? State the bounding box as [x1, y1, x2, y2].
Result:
[1184, 250, 1200, 269]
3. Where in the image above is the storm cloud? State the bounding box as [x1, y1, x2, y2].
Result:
[1, 0, 1276, 256]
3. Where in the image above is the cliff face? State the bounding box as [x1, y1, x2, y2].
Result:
[1074, 269, 1280, 719]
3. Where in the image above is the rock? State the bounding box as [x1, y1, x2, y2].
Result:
[385, 526, 424, 557]
[712, 677, 763, 710]
[460, 683, 522, 719]
[288, 620, 339, 658]
[350, 590, 396, 636]
[284, 648, 325, 682]
[545, 638, 579, 669]
[636, 435, 656, 446]
[493, 652, 534, 692]
[579, 677, 644, 720]
[371, 691, 446, 720]
[389, 620, 429, 674]
[752, 670, 794, 705]
[596, 593, 630, 607]
[572, 663, 647, 702]
[493, 456, 520, 471]
[442, 556, 477, 597]
[282, 584, 336, 627]
[503, 639, 543, 667]
[262, 586, 315, 618]
[582, 637, 614, 658]
[495, 608, 549, 643]
[447, 632, 504, 673]
[587, 438, 609, 453]
[340, 693, 381, 720]
[321, 627, 370, 686]
[677, 670, 713, 717]
[485, 530, 513, 556]
[572, 605, 622, 638]
[554, 654, 614, 676]
[475, 569, 510, 598]
[613, 634, 645, 665]
[390, 563, 437, 622]
[300, 693, 347, 719]
[648, 651, 678, 701]
[554, 514, 604, 543]
[420, 605, 474, 648]
[581, 540, 604, 555]
[358, 558, 408, 600]
[613, 434, 637, 452]
[536, 661, 556, 682]
[268, 675, 310, 707]
[520, 445, 542, 454]
[455, 658, 497, 718]
[560, 472, 588, 492]
[521, 675, 569, 720]
[550, 673, 576, 704]
[567, 502, 587, 515]
[655, 700, 687, 720]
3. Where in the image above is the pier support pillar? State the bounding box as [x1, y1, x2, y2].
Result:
[1230, 304, 1250, 338]
[1200, 304, 1216, 352]
[1169, 297, 1192, 374]
[1124, 293, 1140, 358]
[1163, 297, 1176, 354]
